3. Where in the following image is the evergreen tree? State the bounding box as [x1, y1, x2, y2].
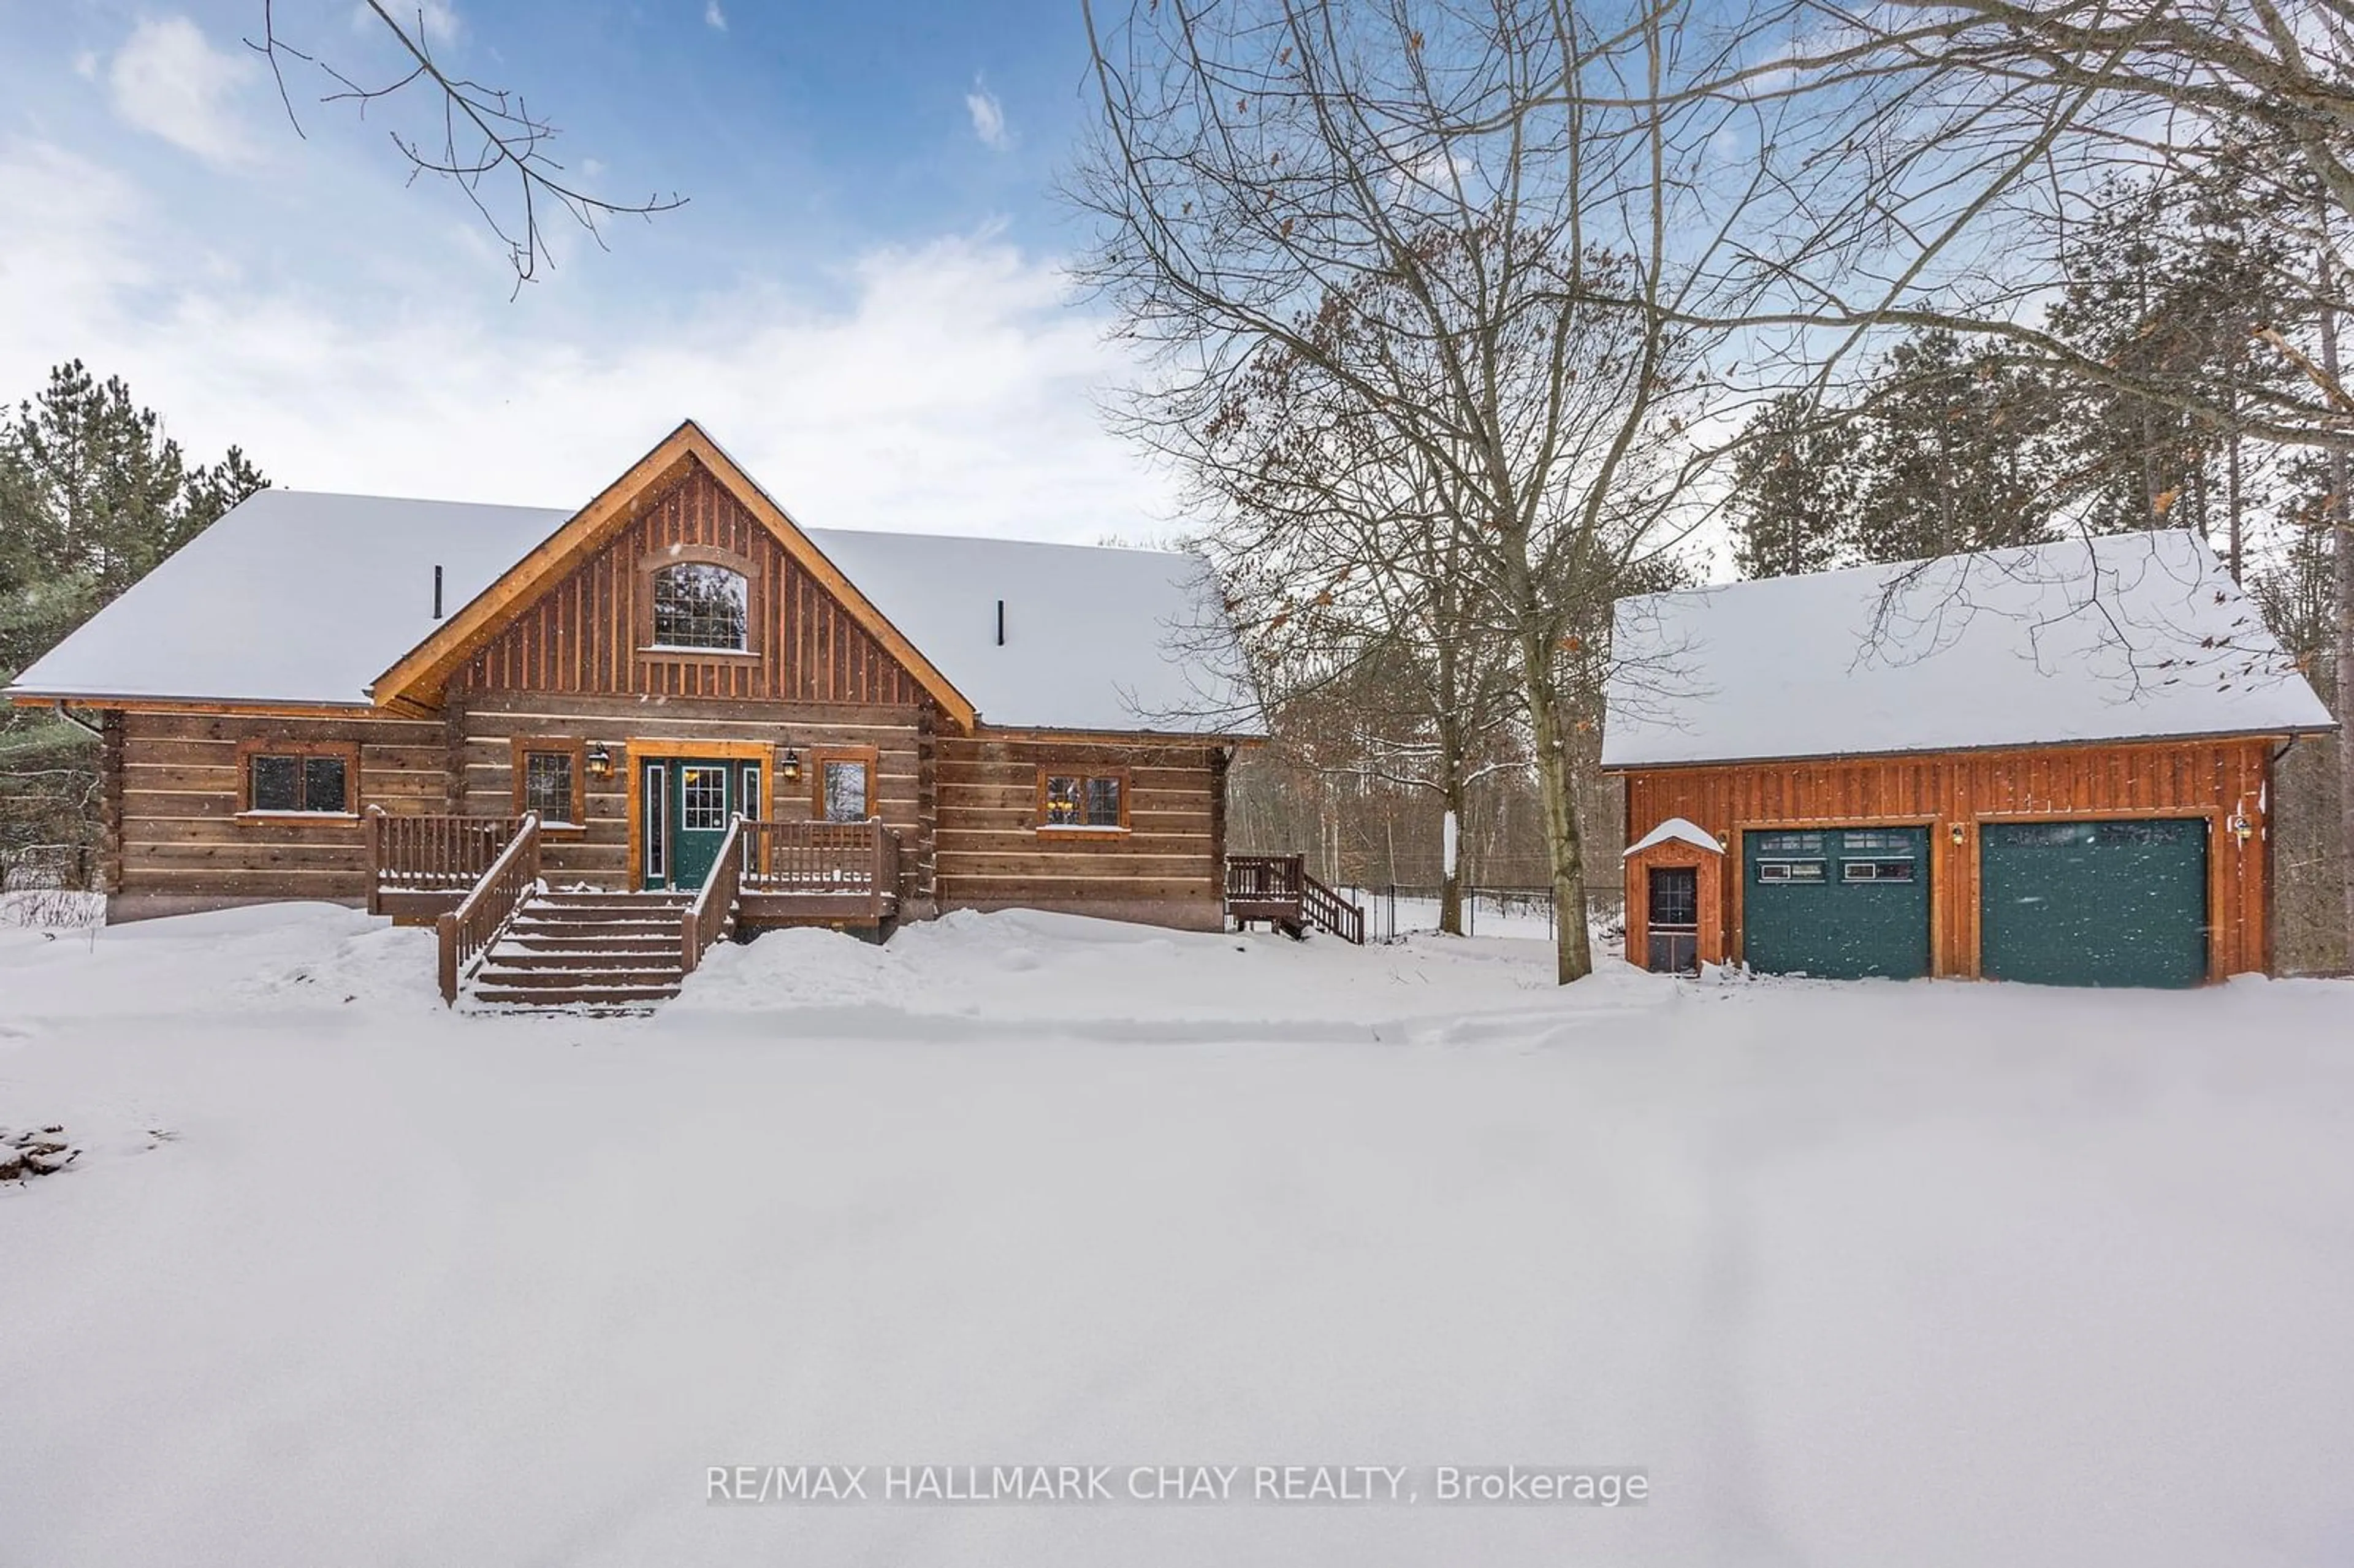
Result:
[2043, 173, 2299, 564]
[0, 361, 266, 684]
[0, 362, 266, 886]
[1727, 394, 1859, 579]
[1848, 330, 2062, 563]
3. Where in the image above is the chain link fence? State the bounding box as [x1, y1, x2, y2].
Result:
[1341, 882, 1626, 946]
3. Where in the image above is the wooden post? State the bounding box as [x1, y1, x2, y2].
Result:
[365, 805, 385, 916]
[436, 911, 459, 1004]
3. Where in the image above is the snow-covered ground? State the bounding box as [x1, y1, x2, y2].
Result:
[3, 903, 2352, 1565]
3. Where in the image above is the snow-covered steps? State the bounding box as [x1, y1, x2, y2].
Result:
[466, 891, 699, 1014]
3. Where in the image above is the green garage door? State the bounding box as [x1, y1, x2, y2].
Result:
[1979, 820, 2207, 988]
[1742, 827, 1931, 980]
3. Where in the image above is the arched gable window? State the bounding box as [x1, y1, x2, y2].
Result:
[650, 560, 749, 651]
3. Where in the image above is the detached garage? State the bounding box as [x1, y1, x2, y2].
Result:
[1605, 531, 2335, 985]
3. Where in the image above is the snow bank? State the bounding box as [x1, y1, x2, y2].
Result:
[0, 901, 443, 1018]
[664, 907, 1673, 1039]
[2, 903, 2352, 1566]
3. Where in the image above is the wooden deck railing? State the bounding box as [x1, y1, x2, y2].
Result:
[741, 820, 901, 921]
[1300, 870, 1365, 945]
[1225, 853, 1305, 906]
[682, 815, 750, 976]
[368, 809, 522, 913]
[1224, 853, 1365, 944]
[436, 813, 541, 1003]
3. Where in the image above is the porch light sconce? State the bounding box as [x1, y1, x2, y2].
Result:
[1949, 822, 1966, 845]
[585, 742, 614, 780]
[779, 748, 803, 782]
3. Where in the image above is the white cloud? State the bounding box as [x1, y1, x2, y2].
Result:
[356, 2, 462, 46]
[72, 50, 99, 81]
[0, 139, 1174, 546]
[107, 16, 259, 167]
[418, 1, 462, 44]
[704, 1, 728, 31]
[965, 81, 1010, 152]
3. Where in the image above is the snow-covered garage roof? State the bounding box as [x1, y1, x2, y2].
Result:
[1603, 530, 2334, 769]
[7, 488, 1259, 734]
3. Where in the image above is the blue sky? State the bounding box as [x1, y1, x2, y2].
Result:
[0, 0, 1173, 541]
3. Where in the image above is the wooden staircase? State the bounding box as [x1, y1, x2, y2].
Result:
[467, 891, 699, 1013]
[1224, 854, 1366, 944]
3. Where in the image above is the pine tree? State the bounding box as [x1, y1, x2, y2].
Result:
[1, 363, 267, 886]
[0, 361, 267, 683]
[2043, 173, 2299, 561]
[1848, 330, 2062, 564]
[1727, 394, 1859, 579]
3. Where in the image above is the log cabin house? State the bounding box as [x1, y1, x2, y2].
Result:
[1603, 531, 2336, 988]
[4, 421, 1284, 1006]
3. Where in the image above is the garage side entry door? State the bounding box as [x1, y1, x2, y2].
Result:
[1978, 819, 2207, 988]
[1741, 827, 1932, 980]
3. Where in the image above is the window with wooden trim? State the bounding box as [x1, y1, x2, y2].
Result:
[1037, 767, 1129, 832]
[1753, 831, 1824, 855]
[236, 740, 359, 816]
[648, 560, 750, 651]
[812, 747, 877, 824]
[510, 736, 587, 827]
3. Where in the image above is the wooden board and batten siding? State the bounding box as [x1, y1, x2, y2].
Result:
[451, 463, 926, 707]
[1621, 737, 2277, 981]
[935, 734, 1227, 930]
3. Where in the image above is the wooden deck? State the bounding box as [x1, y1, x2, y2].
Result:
[1224, 854, 1365, 944]
[736, 820, 899, 929]
[367, 808, 525, 924]
[371, 813, 901, 932]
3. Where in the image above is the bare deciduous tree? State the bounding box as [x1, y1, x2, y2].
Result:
[1189, 343, 1526, 932]
[1070, 0, 1944, 981]
[247, 1, 685, 292]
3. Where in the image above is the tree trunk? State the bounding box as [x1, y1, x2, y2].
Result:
[2226, 421, 2244, 584]
[1520, 630, 1594, 984]
[2321, 273, 2354, 969]
[1439, 764, 1466, 937]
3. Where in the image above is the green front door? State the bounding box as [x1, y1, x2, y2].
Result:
[642, 758, 734, 889]
[1742, 826, 1932, 980]
[1979, 819, 2207, 988]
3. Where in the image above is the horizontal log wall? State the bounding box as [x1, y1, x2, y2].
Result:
[1621, 738, 2277, 979]
[453, 460, 923, 706]
[935, 734, 1224, 930]
[454, 691, 931, 904]
[110, 707, 450, 916]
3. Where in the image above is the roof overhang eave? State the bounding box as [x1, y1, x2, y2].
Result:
[1599, 721, 2343, 774]
[4, 687, 379, 715]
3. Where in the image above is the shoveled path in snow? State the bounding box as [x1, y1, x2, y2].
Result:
[2, 905, 2350, 1566]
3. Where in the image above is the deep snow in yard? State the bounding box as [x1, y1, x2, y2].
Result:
[2, 904, 2351, 1566]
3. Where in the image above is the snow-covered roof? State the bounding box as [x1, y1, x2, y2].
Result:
[7, 489, 1259, 734]
[1624, 817, 1722, 858]
[1603, 530, 2334, 769]
[812, 529, 1254, 733]
[9, 492, 557, 710]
